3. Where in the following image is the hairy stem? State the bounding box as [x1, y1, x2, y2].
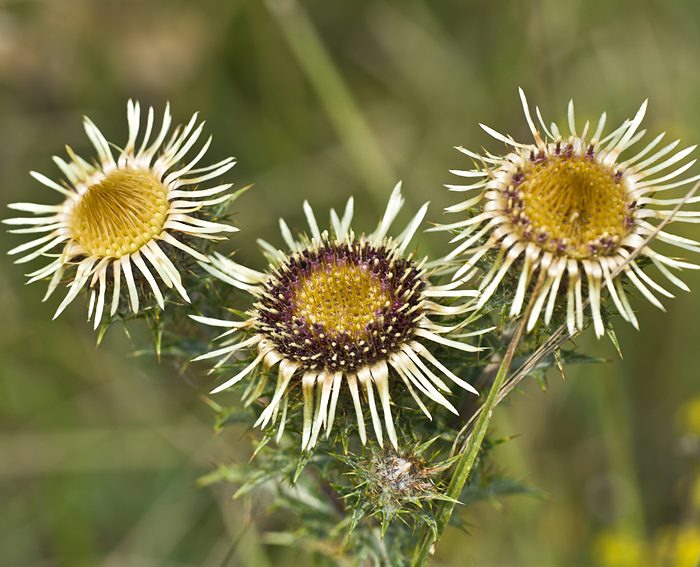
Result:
[412, 275, 545, 566]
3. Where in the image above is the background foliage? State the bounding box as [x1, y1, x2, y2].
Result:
[2, 0, 700, 565]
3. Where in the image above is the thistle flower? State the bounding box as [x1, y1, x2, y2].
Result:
[193, 184, 480, 450]
[442, 89, 700, 336]
[5, 101, 237, 327]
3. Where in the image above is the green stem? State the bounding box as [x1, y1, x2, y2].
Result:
[412, 277, 544, 566]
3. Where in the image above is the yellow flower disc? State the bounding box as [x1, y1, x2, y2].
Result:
[516, 156, 630, 258]
[294, 262, 391, 340]
[71, 169, 169, 258]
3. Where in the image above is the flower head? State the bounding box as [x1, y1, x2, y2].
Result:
[5, 100, 238, 327]
[193, 184, 480, 450]
[340, 441, 453, 533]
[442, 89, 700, 336]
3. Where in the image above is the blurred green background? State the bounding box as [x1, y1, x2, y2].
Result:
[2, 0, 700, 565]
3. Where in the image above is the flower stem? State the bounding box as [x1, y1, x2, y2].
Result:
[412, 275, 545, 566]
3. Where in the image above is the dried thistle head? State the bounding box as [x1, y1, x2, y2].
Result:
[5, 100, 238, 328]
[439, 89, 700, 337]
[339, 438, 455, 536]
[192, 183, 483, 451]
[368, 452, 437, 503]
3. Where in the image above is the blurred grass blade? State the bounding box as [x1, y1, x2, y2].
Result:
[265, 0, 395, 201]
